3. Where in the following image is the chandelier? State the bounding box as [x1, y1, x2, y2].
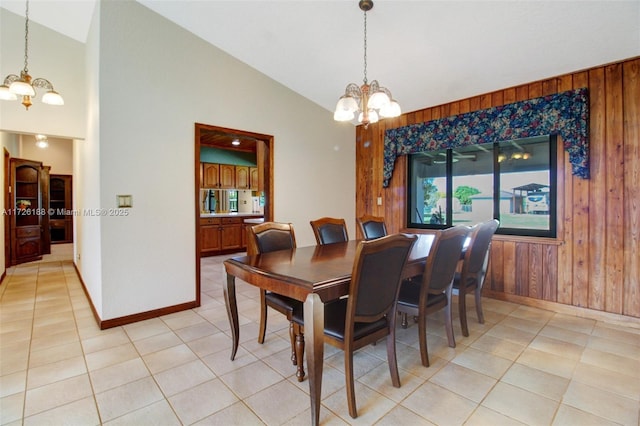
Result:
[0, 0, 64, 110]
[333, 0, 400, 128]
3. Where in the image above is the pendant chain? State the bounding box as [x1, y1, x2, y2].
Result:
[23, 0, 30, 73]
[362, 10, 367, 85]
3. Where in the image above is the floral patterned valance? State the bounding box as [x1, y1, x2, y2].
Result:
[383, 88, 589, 187]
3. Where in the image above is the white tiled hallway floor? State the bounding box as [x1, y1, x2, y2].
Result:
[1, 247, 639, 425]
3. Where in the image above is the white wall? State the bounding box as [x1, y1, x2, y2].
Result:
[0, 9, 85, 139]
[86, 1, 354, 320]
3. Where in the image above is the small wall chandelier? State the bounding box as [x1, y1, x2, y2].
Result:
[0, 0, 64, 110]
[334, 0, 400, 128]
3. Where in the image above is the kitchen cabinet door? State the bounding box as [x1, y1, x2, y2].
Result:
[221, 218, 242, 250]
[202, 163, 220, 188]
[219, 164, 235, 189]
[200, 217, 222, 255]
[235, 166, 250, 189]
[250, 167, 259, 190]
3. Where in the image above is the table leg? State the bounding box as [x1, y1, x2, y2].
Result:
[304, 293, 324, 426]
[223, 273, 239, 360]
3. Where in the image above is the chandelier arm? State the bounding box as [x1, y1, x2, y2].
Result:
[31, 78, 55, 90]
[3, 75, 21, 85]
[344, 83, 362, 99]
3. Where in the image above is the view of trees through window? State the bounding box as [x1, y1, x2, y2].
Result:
[408, 136, 556, 237]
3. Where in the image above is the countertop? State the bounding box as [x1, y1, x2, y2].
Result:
[200, 212, 263, 218]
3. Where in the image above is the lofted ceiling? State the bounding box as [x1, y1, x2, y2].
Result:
[1, 0, 639, 121]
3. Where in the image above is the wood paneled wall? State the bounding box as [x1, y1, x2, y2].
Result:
[355, 56, 640, 320]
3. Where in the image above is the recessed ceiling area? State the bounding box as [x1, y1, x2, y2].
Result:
[200, 129, 257, 154]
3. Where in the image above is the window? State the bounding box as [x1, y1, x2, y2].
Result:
[407, 135, 557, 237]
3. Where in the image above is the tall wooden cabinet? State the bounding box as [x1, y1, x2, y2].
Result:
[10, 158, 44, 265]
[49, 175, 73, 243]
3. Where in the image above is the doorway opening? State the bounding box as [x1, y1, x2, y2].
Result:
[194, 123, 274, 305]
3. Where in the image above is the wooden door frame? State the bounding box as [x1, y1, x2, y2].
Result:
[4, 149, 10, 270]
[194, 123, 274, 306]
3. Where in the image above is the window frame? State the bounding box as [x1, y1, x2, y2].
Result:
[406, 135, 558, 238]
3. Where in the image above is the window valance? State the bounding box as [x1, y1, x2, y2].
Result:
[383, 88, 589, 187]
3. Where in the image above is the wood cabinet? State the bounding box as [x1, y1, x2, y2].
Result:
[202, 163, 220, 188]
[234, 166, 259, 190]
[221, 217, 242, 250]
[235, 166, 250, 189]
[200, 216, 243, 256]
[10, 158, 43, 265]
[49, 175, 73, 243]
[219, 164, 235, 188]
[250, 167, 259, 190]
[202, 162, 236, 189]
[200, 217, 222, 255]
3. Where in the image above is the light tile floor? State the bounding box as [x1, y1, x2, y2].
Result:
[1, 246, 639, 425]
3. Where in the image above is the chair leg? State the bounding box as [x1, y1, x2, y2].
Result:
[386, 328, 401, 388]
[345, 348, 358, 418]
[475, 285, 485, 324]
[400, 312, 408, 328]
[444, 301, 456, 348]
[258, 290, 268, 344]
[294, 324, 306, 382]
[289, 321, 297, 365]
[418, 312, 429, 367]
[459, 287, 469, 337]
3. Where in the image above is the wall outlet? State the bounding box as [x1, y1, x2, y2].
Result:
[377, 197, 382, 206]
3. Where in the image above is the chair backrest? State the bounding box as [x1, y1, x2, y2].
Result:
[461, 219, 499, 282]
[357, 215, 388, 240]
[421, 226, 470, 295]
[347, 233, 417, 324]
[247, 222, 296, 255]
[310, 217, 349, 245]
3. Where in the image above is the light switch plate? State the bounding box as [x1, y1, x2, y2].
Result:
[377, 197, 382, 206]
[117, 195, 132, 208]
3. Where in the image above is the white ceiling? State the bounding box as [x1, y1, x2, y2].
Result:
[2, 0, 639, 116]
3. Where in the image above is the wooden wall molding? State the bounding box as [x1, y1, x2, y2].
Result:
[74, 262, 198, 329]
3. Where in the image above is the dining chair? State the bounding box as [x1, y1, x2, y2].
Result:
[247, 221, 306, 381]
[454, 219, 499, 336]
[397, 225, 470, 367]
[310, 217, 349, 245]
[357, 215, 388, 240]
[293, 233, 417, 418]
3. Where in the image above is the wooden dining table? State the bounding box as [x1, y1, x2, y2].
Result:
[223, 233, 435, 425]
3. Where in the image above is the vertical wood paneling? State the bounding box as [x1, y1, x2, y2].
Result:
[571, 71, 590, 308]
[503, 241, 516, 295]
[588, 67, 607, 311]
[515, 243, 530, 296]
[542, 245, 558, 302]
[357, 56, 640, 319]
[490, 241, 504, 293]
[556, 75, 574, 305]
[528, 244, 542, 299]
[623, 58, 640, 317]
[604, 63, 625, 314]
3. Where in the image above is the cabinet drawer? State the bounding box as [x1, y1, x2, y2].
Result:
[222, 217, 242, 225]
[200, 217, 221, 226]
[16, 226, 41, 238]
